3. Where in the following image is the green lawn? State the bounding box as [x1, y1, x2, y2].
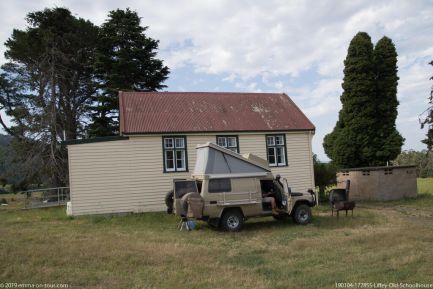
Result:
[1, 191, 433, 289]
[417, 178, 433, 194]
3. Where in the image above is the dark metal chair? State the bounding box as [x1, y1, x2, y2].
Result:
[329, 180, 356, 217]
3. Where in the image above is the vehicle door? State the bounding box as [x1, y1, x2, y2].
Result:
[281, 178, 292, 212]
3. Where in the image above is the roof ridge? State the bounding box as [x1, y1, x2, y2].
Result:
[119, 91, 285, 95]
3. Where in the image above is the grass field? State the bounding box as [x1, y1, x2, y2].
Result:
[417, 178, 433, 194]
[1, 180, 432, 288]
[1, 188, 433, 289]
[0, 192, 27, 209]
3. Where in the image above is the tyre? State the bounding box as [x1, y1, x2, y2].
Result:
[292, 204, 312, 225]
[221, 209, 244, 232]
[165, 190, 174, 214]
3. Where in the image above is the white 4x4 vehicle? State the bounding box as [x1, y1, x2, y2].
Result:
[166, 143, 316, 231]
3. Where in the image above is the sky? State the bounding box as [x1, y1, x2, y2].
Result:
[0, 0, 432, 161]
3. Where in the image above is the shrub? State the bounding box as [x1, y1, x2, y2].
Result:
[313, 154, 337, 202]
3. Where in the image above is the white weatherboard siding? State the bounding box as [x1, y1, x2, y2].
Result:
[68, 132, 314, 215]
[239, 132, 315, 193]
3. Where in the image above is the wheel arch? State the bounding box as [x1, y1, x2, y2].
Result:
[290, 200, 313, 214]
[219, 206, 245, 219]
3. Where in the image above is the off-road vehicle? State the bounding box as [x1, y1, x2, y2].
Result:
[165, 142, 316, 231]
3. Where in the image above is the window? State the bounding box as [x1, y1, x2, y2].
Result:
[266, 135, 287, 167]
[216, 136, 239, 153]
[208, 178, 232, 193]
[174, 180, 197, 198]
[163, 136, 187, 172]
[384, 168, 393, 175]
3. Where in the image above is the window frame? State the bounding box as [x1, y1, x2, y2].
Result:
[265, 134, 288, 167]
[162, 136, 188, 173]
[216, 135, 240, 153]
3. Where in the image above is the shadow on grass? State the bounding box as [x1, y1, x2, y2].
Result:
[361, 193, 433, 209]
[237, 206, 379, 234]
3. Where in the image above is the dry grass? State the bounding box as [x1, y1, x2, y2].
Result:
[1, 193, 433, 289]
[0, 193, 27, 209]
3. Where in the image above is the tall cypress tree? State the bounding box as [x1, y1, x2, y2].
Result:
[324, 32, 404, 167]
[88, 8, 169, 137]
[421, 61, 433, 151]
[323, 32, 377, 167]
[372, 37, 404, 164]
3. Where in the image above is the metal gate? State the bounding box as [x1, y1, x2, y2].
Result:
[23, 187, 70, 209]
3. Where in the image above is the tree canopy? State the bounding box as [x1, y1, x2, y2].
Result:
[323, 32, 403, 168]
[0, 7, 169, 188]
[393, 150, 433, 178]
[0, 8, 99, 186]
[373, 37, 404, 164]
[87, 8, 169, 137]
[421, 61, 433, 150]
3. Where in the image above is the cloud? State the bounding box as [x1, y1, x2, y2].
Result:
[1, 1, 431, 81]
[301, 78, 343, 118]
[0, 0, 432, 160]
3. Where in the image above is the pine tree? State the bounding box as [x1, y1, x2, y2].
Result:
[88, 8, 170, 137]
[323, 32, 377, 167]
[372, 37, 404, 164]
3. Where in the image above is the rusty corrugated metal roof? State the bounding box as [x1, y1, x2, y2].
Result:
[119, 91, 315, 134]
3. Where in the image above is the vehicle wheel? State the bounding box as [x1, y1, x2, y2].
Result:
[221, 209, 244, 232]
[165, 190, 174, 214]
[272, 213, 289, 221]
[292, 204, 312, 225]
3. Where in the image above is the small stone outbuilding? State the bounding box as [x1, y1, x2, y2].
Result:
[336, 165, 417, 201]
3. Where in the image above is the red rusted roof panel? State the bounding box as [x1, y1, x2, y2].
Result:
[119, 92, 315, 134]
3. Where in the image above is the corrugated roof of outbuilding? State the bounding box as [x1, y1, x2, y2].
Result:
[119, 91, 315, 134]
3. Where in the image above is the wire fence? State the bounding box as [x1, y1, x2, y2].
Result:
[0, 187, 70, 210]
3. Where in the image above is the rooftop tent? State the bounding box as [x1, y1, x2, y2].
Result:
[193, 142, 271, 179]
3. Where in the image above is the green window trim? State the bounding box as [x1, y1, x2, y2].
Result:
[216, 135, 240, 153]
[265, 134, 288, 167]
[162, 136, 188, 173]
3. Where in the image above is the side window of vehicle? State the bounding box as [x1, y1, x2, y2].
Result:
[208, 178, 232, 193]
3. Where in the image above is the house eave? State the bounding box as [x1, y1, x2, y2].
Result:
[122, 128, 315, 136]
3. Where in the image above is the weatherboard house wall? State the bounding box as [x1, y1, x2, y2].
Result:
[66, 92, 315, 216]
